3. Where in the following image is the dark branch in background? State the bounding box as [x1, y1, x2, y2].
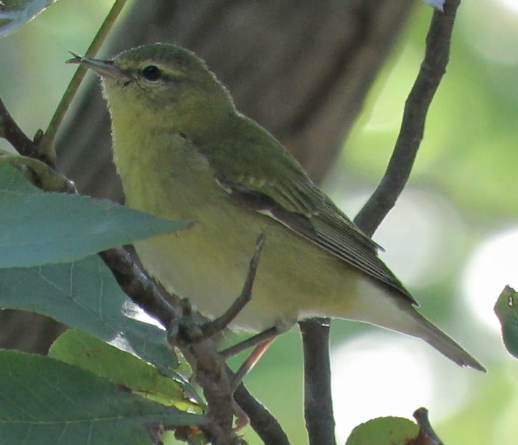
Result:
[0, 97, 43, 163]
[300, 319, 335, 445]
[234, 383, 291, 445]
[355, 0, 461, 236]
[301, 1, 462, 445]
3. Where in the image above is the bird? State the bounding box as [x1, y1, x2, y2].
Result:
[71, 43, 485, 372]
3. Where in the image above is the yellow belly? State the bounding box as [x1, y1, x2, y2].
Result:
[133, 203, 361, 332]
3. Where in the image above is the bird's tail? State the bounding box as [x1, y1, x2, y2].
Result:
[404, 307, 486, 372]
[342, 280, 485, 371]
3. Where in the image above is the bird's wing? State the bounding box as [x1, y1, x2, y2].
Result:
[199, 118, 416, 304]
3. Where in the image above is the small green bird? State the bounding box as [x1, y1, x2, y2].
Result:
[74, 43, 484, 372]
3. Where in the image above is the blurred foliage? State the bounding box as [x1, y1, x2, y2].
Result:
[0, 0, 58, 37]
[1, 0, 517, 444]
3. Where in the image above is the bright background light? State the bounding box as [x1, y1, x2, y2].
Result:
[331, 332, 473, 442]
[462, 229, 518, 332]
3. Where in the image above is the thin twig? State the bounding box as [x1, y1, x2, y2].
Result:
[37, 0, 129, 161]
[355, 0, 461, 237]
[201, 233, 266, 339]
[302, 2, 462, 445]
[0, 97, 42, 163]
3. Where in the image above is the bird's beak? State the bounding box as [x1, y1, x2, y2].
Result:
[66, 52, 124, 80]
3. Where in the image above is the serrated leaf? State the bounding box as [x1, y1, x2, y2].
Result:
[346, 416, 419, 445]
[0, 0, 58, 37]
[495, 285, 518, 359]
[0, 164, 190, 267]
[0, 350, 205, 445]
[49, 329, 202, 411]
[0, 255, 195, 393]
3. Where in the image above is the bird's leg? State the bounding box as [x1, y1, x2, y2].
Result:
[223, 335, 279, 431]
[219, 326, 279, 359]
[221, 321, 294, 390]
[229, 336, 278, 392]
[200, 233, 266, 339]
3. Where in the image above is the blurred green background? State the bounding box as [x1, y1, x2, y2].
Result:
[1, 0, 517, 444]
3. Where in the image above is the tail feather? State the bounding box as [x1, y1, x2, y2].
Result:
[408, 309, 486, 372]
[344, 280, 486, 371]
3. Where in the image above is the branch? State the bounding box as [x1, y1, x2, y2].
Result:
[355, 0, 461, 236]
[99, 248, 181, 326]
[0, 97, 43, 163]
[300, 319, 336, 445]
[234, 382, 291, 445]
[95, 252, 240, 444]
[101, 246, 284, 444]
[302, 1, 462, 444]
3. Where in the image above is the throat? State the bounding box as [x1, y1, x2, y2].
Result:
[111, 126, 218, 221]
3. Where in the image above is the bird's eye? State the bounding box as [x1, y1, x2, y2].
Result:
[141, 65, 162, 81]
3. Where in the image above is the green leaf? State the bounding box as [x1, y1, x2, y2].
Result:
[0, 0, 58, 37]
[346, 416, 419, 445]
[495, 285, 518, 359]
[0, 350, 205, 445]
[0, 255, 186, 383]
[49, 329, 202, 411]
[0, 164, 190, 267]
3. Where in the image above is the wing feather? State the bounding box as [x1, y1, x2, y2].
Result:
[216, 175, 416, 305]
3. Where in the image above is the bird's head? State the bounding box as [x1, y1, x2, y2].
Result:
[70, 43, 235, 134]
